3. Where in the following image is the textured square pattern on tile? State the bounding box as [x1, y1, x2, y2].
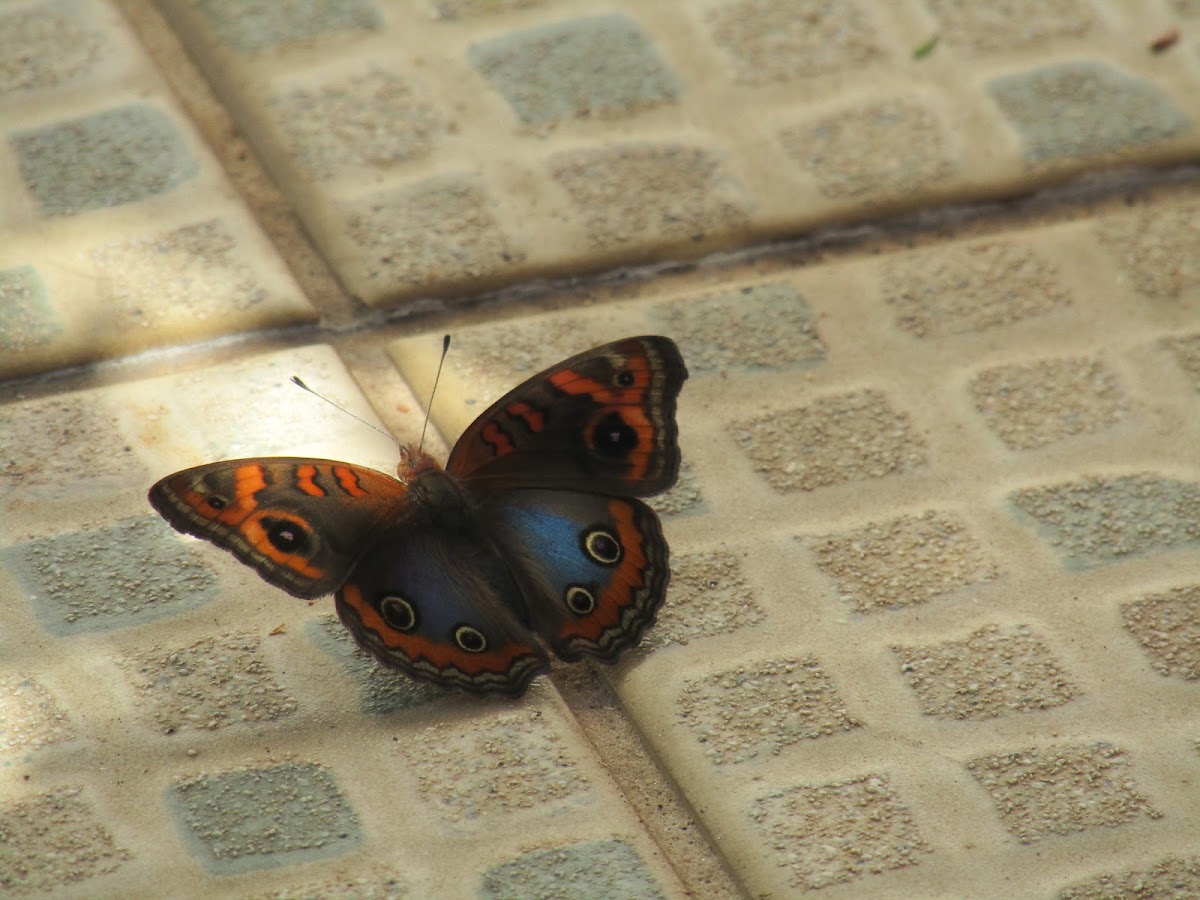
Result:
[0, 0, 111, 93]
[467, 14, 682, 126]
[810, 510, 1000, 613]
[549, 142, 751, 253]
[340, 177, 527, 296]
[1166, 333, 1200, 387]
[880, 239, 1074, 338]
[248, 868, 411, 900]
[0, 787, 132, 894]
[13, 105, 198, 215]
[480, 839, 666, 900]
[266, 68, 443, 179]
[704, 0, 884, 84]
[649, 281, 826, 374]
[120, 633, 300, 733]
[780, 97, 959, 201]
[0, 265, 60, 352]
[677, 657, 862, 764]
[169, 762, 362, 874]
[732, 390, 928, 492]
[1, 516, 220, 636]
[1095, 199, 1200, 302]
[987, 62, 1191, 167]
[646, 548, 765, 647]
[1011, 474, 1200, 567]
[0, 675, 74, 755]
[968, 742, 1160, 843]
[1060, 855, 1200, 899]
[1122, 586, 1200, 679]
[191, 0, 381, 52]
[970, 356, 1128, 449]
[749, 775, 931, 891]
[396, 710, 592, 822]
[894, 623, 1078, 719]
[926, 0, 1101, 51]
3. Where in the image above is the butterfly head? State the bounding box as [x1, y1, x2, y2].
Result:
[396, 445, 442, 484]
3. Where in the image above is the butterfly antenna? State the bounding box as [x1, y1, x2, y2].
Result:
[419, 334, 452, 453]
[290, 376, 400, 448]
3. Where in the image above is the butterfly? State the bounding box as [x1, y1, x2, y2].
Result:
[148, 336, 688, 697]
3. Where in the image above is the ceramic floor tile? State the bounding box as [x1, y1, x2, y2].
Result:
[378, 188, 1200, 895]
[0, 0, 316, 382]
[151, 0, 1200, 308]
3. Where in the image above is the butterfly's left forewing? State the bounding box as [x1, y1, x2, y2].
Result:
[149, 458, 410, 598]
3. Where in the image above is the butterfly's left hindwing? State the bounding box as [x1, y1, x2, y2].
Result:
[149, 459, 409, 598]
[483, 490, 669, 662]
[335, 530, 550, 696]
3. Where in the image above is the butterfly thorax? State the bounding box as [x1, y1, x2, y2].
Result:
[405, 458, 475, 535]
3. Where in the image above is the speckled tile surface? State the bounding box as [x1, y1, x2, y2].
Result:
[0, 0, 316, 381]
[3, 1, 1200, 898]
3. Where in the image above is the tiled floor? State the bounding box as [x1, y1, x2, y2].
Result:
[3, 1, 1200, 897]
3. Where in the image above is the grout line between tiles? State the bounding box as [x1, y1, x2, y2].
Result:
[550, 664, 749, 900]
